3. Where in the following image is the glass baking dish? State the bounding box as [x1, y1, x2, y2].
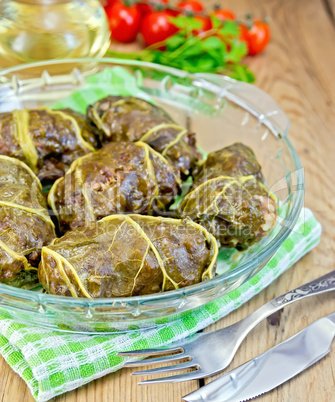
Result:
[0, 58, 304, 333]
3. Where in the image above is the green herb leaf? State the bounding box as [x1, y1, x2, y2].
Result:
[218, 20, 239, 36]
[224, 40, 248, 63]
[200, 36, 225, 51]
[169, 15, 202, 30]
[210, 15, 223, 29]
[192, 55, 217, 70]
[165, 34, 185, 51]
[218, 64, 255, 82]
[105, 14, 256, 84]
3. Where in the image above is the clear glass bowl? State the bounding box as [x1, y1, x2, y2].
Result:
[0, 58, 304, 333]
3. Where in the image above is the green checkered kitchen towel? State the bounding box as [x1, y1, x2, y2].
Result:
[0, 207, 321, 401]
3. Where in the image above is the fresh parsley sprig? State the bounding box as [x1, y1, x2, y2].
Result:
[106, 16, 255, 82]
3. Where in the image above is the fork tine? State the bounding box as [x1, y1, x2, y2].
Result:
[138, 370, 202, 384]
[123, 351, 187, 367]
[131, 360, 195, 376]
[117, 346, 182, 357]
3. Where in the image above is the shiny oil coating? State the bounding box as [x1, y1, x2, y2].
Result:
[86, 96, 202, 177]
[0, 155, 55, 288]
[38, 214, 218, 298]
[48, 141, 181, 233]
[0, 108, 97, 180]
[181, 143, 277, 249]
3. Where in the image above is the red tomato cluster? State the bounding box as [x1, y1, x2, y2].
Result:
[104, 0, 270, 55]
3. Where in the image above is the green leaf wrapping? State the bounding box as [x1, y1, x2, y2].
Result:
[0, 156, 56, 287]
[0, 108, 97, 181]
[48, 141, 181, 233]
[38, 214, 218, 298]
[86, 96, 202, 177]
[193, 142, 264, 183]
[180, 143, 277, 250]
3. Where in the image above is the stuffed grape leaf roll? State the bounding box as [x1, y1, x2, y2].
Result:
[193, 142, 264, 183]
[180, 143, 277, 250]
[0, 108, 97, 181]
[38, 214, 218, 298]
[86, 96, 202, 177]
[48, 141, 181, 233]
[0, 156, 56, 288]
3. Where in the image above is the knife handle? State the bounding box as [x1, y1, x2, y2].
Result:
[236, 270, 335, 339]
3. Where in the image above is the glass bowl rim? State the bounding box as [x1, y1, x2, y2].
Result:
[0, 57, 304, 306]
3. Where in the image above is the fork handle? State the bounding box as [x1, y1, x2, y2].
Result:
[270, 269, 335, 307]
[237, 269, 335, 337]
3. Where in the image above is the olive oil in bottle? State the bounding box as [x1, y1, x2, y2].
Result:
[0, 0, 111, 68]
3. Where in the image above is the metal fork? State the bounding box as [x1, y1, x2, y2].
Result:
[118, 269, 335, 384]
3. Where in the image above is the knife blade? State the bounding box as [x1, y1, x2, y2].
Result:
[183, 312, 335, 402]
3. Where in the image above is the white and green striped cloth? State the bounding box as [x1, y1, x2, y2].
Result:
[0, 207, 321, 401]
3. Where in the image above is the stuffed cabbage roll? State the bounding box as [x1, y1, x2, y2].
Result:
[0, 156, 56, 287]
[194, 143, 264, 183]
[48, 141, 181, 233]
[0, 108, 97, 181]
[86, 96, 202, 177]
[180, 143, 277, 250]
[39, 214, 218, 298]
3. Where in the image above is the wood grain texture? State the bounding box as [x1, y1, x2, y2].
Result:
[0, 0, 335, 401]
[55, 368, 198, 402]
[325, 0, 335, 21]
[202, 2, 335, 402]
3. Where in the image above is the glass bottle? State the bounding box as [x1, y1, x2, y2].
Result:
[0, 0, 111, 68]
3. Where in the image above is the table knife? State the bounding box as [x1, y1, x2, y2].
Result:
[183, 311, 335, 402]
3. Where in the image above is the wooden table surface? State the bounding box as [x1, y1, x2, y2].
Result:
[1, 0, 335, 400]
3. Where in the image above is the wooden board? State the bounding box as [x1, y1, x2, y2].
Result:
[0, 0, 334, 400]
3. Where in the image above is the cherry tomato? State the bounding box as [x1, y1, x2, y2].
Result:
[103, 0, 117, 14]
[107, 1, 141, 43]
[140, 11, 179, 47]
[239, 19, 271, 56]
[136, 0, 169, 18]
[177, 0, 204, 13]
[212, 8, 236, 21]
[193, 16, 212, 35]
[102, 0, 114, 8]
